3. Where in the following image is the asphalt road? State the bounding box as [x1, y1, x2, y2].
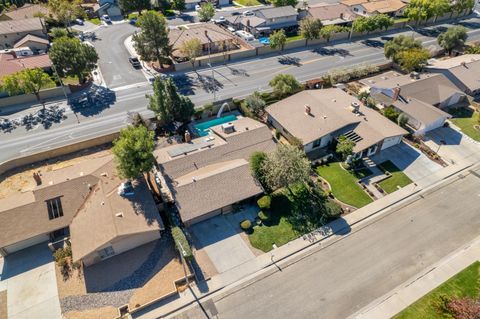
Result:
[1, 16, 480, 163]
[171, 166, 480, 319]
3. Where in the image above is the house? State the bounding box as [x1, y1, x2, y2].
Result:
[96, 0, 122, 17]
[184, 0, 201, 10]
[154, 117, 276, 226]
[0, 52, 52, 78]
[0, 18, 46, 49]
[306, 3, 356, 26]
[0, 155, 164, 267]
[13, 34, 49, 52]
[341, 0, 407, 17]
[169, 23, 240, 60]
[266, 88, 407, 160]
[362, 71, 467, 109]
[227, 6, 298, 37]
[0, 3, 49, 21]
[426, 54, 480, 96]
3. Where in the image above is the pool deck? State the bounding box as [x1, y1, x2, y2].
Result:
[189, 111, 242, 138]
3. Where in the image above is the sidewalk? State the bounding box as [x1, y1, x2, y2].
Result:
[350, 235, 480, 319]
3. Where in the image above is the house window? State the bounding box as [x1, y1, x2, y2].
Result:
[98, 246, 115, 259]
[46, 197, 64, 220]
[354, 7, 358, 12]
[313, 138, 322, 148]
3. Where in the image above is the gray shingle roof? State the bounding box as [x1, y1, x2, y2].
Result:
[256, 5, 298, 19]
[0, 18, 43, 35]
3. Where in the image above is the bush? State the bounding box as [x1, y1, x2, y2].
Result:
[240, 219, 252, 230]
[171, 226, 193, 260]
[258, 210, 270, 222]
[257, 195, 271, 210]
[275, 128, 281, 140]
[53, 246, 72, 263]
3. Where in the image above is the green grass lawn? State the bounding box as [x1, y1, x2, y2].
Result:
[61, 76, 79, 86]
[352, 167, 373, 179]
[316, 162, 373, 208]
[87, 18, 101, 25]
[286, 34, 304, 42]
[449, 107, 480, 142]
[234, 0, 261, 6]
[393, 261, 480, 319]
[377, 161, 412, 194]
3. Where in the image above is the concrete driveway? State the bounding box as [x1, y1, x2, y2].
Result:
[0, 244, 61, 319]
[371, 142, 442, 182]
[190, 209, 256, 274]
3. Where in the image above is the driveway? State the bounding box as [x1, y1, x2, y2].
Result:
[371, 142, 442, 182]
[189, 208, 256, 274]
[0, 244, 61, 319]
[424, 126, 480, 165]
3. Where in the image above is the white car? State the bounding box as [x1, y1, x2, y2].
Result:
[242, 10, 254, 16]
[212, 16, 226, 23]
[195, 4, 201, 10]
[101, 14, 111, 23]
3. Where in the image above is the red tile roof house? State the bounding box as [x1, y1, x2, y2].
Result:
[0, 52, 52, 78]
[0, 155, 164, 267]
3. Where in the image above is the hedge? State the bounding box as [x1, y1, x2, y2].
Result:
[171, 226, 193, 260]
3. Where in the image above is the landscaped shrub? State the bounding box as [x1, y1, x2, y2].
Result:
[53, 246, 72, 263]
[325, 200, 342, 218]
[275, 128, 281, 140]
[171, 226, 193, 260]
[258, 210, 270, 222]
[257, 195, 271, 210]
[240, 219, 252, 231]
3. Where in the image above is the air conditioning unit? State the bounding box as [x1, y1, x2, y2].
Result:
[222, 122, 235, 134]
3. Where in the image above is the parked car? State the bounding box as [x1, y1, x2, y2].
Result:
[230, 11, 240, 16]
[129, 57, 141, 68]
[242, 10, 254, 16]
[227, 26, 235, 32]
[212, 16, 226, 23]
[195, 4, 201, 10]
[148, 74, 170, 84]
[75, 18, 84, 25]
[101, 14, 111, 23]
[129, 17, 137, 25]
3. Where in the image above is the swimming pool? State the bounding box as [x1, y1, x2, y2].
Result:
[193, 115, 238, 136]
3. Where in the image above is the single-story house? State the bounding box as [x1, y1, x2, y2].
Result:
[362, 71, 467, 109]
[13, 34, 49, 52]
[184, 0, 201, 10]
[426, 54, 480, 96]
[0, 3, 49, 21]
[0, 52, 52, 78]
[266, 88, 407, 160]
[0, 155, 164, 267]
[0, 18, 46, 49]
[306, 3, 356, 26]
[155, 117, 276, 226]
[96, 0, 122, 17]
[169, 23, 240, 59]
[341, 0, 407, 17]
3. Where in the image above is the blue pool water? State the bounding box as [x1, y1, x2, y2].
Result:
[193, 115, 238, 136]
[259, 37, 270, 45]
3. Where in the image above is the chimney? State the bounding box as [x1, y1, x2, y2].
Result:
[340, 13, 344, 19]
[185, 130, 192, 143]
[304, 104, 311, 115]
[392, 87, 401, 101]
[246, 19, 251, 27]
[33, 172, 42, 185]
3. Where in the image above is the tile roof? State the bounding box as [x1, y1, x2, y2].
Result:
[426, 55, 480, 93]
[0, 18, 44, 34]
[307, 3, 356, 22]
[256, 5, 298, 19]
[0, 53, 52, 78]
[169, 23, 236, 52]
[13, 34, 49, 48]
[2, 4, 49, 20]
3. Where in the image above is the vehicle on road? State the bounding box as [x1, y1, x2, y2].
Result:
[101, 14, 111, 23]
[213, 16, 226, 23]
[148, 73, 171, 84]
[243, 10, 254, 16]
[129, 57, 141, 68]
[75, 18, 84, 25]
[129, 17, 137, 25]
[230, 11, 240, 16]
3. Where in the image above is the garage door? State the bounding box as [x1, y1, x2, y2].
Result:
[381, 136, 402, 150]
[3, 234, 49, 255]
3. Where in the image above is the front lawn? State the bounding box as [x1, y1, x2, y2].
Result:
[316, 162, 373, 208]
[234, 0, 261, 6]
[449, 107, 480, 142]
[377, 161, 412, 194]
[393, 261, 480, 319]
[87, 18, 101, 25]
[286, 34, 304, 43]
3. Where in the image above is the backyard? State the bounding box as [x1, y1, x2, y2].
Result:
[316, 162, 373, 208]
[233, 0, 261, 5]
[377, 161, 413, 194]
[449, 107, 480, 142]
[393, 261, 480, 319]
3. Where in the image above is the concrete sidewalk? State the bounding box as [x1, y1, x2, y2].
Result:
[350, 236, 480, 319]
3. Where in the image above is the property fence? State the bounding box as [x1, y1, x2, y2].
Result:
[0, 86, 71, 110]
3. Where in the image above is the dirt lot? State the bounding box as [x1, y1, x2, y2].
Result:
[63, 307, 118, 319]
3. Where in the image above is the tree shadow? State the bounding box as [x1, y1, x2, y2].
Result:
[227, 66, 250, 77]
[68, 84, 116, 117]
[172, 13, 195, 23]
[172, 74, 195, 95]
[456, 21, 480, 29]
[194, 73, 224, 94]
[277, 56, 302, 66]
[361, 39, 385, 48]
[416, 26, 448, 37]
[312, 47, 352, 57]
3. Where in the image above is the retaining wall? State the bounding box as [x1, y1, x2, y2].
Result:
[0, 86, 71, 109]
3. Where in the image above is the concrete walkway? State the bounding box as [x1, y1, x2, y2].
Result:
[350, 235, 480, 319]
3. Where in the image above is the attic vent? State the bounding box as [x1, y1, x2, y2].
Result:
[115, 212, 124, 218]
[101, 172, 108, 177]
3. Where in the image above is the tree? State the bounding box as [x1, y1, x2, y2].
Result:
[353, 14, 392, 33]
[437, 26, 468, 56]
[180, 38, 202, 70]
[372, 14, 394, 31]
[384, 35, 423, 63]
[250, 151, 269, 192]
[270, 0, 298, 7]
[397, 113, 409, 127]
[269, 74, 302, 97]
[396, 48, 430, 72]
[1, 68, 55, 108]
[300, 18, 322, 45]
[465, 45, 480, 54]
[451, 0, 474, 14]
[269, 29, 287, 52]
[165, 78, 194, 122]
[132, 10, 171, 67]
[431, 0, 451, 22]
[171, 0, 186, 11]
[261, 144, 311, 193]
[112, 125, 155, 180]
[405, 0, 449, 23]
[49, 27, 69, 39]
[197, 2, 215, 22]
[118, 0, 150, 14]
[320, 25, 347, 42]
[244, 91, 266, 115]
[47, 0, 85, 29]
[49, 36, 98, 83]
[336, 135, 355, 160]
[383, 106, 400, 122]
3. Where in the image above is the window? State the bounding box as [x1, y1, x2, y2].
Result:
[354, 7, 358, 12]
[98, 246, 115, 259]
[46, 197, 64, 220]
[313, 138, 322, 148]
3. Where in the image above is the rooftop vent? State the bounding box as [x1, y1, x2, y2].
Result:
[222, 122, 235, 134]
[304, 104, 311, 115]
[33, 172, 42, 186]
[349, 102, 360, 113]
[118, 181, 134, 196]
[115, 212, 124, 218]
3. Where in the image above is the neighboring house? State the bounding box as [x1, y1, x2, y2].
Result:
[306, 3, 356, 26]
[341, 0, 407, 17]
[426, 54, 480, 96]
[169, 23, 240, 60]
[0, 3, 49, 21]
[13, 34, 49, 52]
[0, 155, 164, 267]
[362, 71, 467, 109]
[0, 18, 46, 49]
[266, 88, 407, 160]
[96, 0, 122, 17]
[154, 117, 276, 226]
[227, 6, 298, 37]
[0, 52, 52, 78]
[184, 0, 201, 10]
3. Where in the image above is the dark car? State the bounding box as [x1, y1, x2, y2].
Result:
[129, 57, 141, 68]
[230, 11, 241, 16]
[129, 17, 137, 25]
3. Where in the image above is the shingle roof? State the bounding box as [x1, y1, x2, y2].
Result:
[0, 18, 44, 34]
[307, 3, 356, 23]
[0, 53, 51, 78]
[169, 23, 236, 52]
[256, 6, 298, 19]
[393, 98, 451, 125]
[3, 4, 49, 20]
[226, 15, 266, 28]
[13, 34, 49, 48]
[426, 55, 480, 93]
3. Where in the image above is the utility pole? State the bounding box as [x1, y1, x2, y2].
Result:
[205, 30, 216, 101]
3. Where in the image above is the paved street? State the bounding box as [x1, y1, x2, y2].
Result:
[1, 17, 480, 163]
[173, 165, 480, 319]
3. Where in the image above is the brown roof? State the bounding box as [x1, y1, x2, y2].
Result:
[169, 23, 236, 52]
[426, 55, 480, 93]
[266, 89, 407, 152]
[0, 53, 52, 78]
[341, 0, 367, 6]
[393, 98, 451, 125]
[13, 34, 49, 48]
[307, 3, 355, 23]
[0, 18, 44, 35]
[3, 4, 49, 20]
[226, 15, 266, 28]
[361, 0, 406, 13]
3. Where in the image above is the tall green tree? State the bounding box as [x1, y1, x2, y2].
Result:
[372, 14, 394, 30]
[132, 10, 171, 67]
[384, 35, 423, 63]
[320, 25, 347, 42]
[49, 36, 98, 83]
[353, 14, 392, 33]
[452, 0, 474, 14]
[250, 151, 269, 192]
[171, 0, 186, 11]
[1, 68, 55, 108]
[244, 91, 266, 116]
[437, 26, 468, 55]
[270, 0, 298, 7]
[112, 125, 155, 180]
[197, 2, 215, 22]
[269, 74, 302, 97]
[269, 29, 287, 52]
[405, 0, 450, 23]
[336, 135, 355, 160]
[179, 38, 202, 70]
[118, 0, 150, 14]
[300, 18, 322, 45]
[47, 0, 85, 29]
[396, 48, 430, 72]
